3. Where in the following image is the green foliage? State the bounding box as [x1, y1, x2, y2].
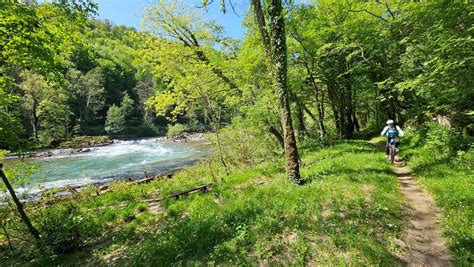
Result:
[142, 0, 241, 127]
[58, 136, 110, 148]
[453, 149, 474, 170]
[0, 1, 100, 149]
[1, 0, 473, 264]
[0, 2, 159, 150]
[0, 2, 64, 76]
[208, 118, 281, 168]
[396, 2, 473, 127]
[105, 105, 125, 134]
[37, 202, 101, 254]
[18, 70, 72, 146]
[120, 93, 134, 119]
[402, 122, 470, 165]
[105, 93, 135, 134]
[166, 123, 186, 139]
[0, 84, 24, 150]
[67, 67, 106, 130]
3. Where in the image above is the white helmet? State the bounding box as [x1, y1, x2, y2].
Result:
[386, 119, 394, 125]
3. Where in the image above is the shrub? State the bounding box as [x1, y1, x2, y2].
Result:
[185, 120, 209, 133]
[453, 146, 474, 170]
[37, 203, 100, 254]
[207, 118, 281, 168]
[167, 123, 186, 139]
[405, 121, 469, 160]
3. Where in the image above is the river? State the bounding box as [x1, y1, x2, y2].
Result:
[2, 138, 209, 198]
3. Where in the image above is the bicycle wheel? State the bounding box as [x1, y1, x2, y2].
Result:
[389, 143, 395, 164]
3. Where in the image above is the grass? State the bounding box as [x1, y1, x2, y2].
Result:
[1, 140, 408, 265]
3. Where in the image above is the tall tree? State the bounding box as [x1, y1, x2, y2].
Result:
[105, 93, 135, 134]
[250, 0, 301, 183]
[0, 1, 96, 148]
[67, 67, 105, 132]
[144, 0, 241, 96]
[18, 70, 71, 144]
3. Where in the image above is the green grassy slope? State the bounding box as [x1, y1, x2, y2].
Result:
[2, 141, 410, 265]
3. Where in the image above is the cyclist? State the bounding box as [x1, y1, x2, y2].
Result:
[381, 119, 404, 157]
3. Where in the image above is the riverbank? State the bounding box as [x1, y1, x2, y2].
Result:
[58, 136, 112, 148]
[1, 138, 210, 204]
[158, 132, 208, 143]
[1, 140, 411, 265]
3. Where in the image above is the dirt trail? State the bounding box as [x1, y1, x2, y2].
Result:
[392, 159, 452, 266]
[368, 140, 452, 265]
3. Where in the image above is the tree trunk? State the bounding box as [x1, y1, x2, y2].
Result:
[31, 100, 39, 141]
[326, 81, 342, 137]
[1, 224, 13, 251]
[343, 77, 355, 139]
[204, 95, 228, 170]
[0, 165, 40, 240]
[268, 124, 284, 148]
[296, 104, 306, 141]
[302, 63, 327, 137]
[353, 112, 360, 132]
[303, 105, 317, 124]
[268, 0, 301, 183]
[251, 0, 301, 183]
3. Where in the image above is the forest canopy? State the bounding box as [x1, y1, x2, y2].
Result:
[1, 0, 472, 156]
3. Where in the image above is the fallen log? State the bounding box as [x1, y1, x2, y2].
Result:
[169, 184, 213, 199]
[96, 173, 173, 196]
[134, 173, 173, 185]
[84, 184, 213, 212]
[14, 172, 176, 207]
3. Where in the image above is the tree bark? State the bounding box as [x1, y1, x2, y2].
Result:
[194, 49, 241, 96]
[301, 60, 327, 137]
[254, 0, 301, 183]
[31, 100, 39, 141]
[1, 224, 13, 251]
[0, 165, 40, 240]
[268, 124, 284, 148]
[203, 94, 228, 170]
[296, 104, 306, 141]
[353, 112, 360, 132]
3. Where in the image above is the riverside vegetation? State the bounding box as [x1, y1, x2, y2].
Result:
[2, 140, 408, 265]
[0, 0, 473, 265]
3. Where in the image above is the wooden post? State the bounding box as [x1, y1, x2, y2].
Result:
[0, 164, 40, 240]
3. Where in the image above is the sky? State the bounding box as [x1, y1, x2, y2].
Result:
[93, 0, 249, 39]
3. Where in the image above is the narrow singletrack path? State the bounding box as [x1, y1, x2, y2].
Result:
[393, 160, 452, 266]
[368, 140, 452, 266]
